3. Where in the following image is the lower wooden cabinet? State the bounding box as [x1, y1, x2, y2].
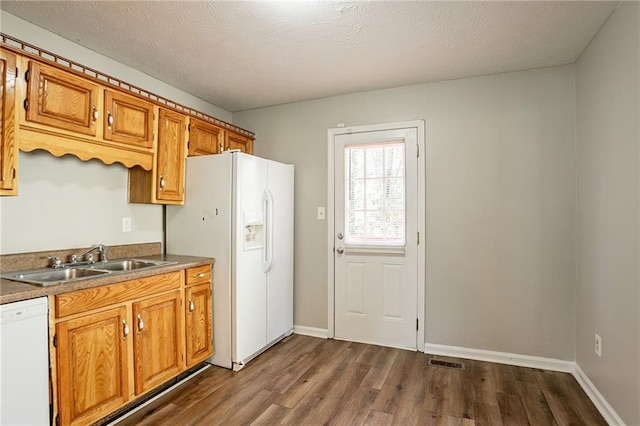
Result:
[133, 290, 183, 394]
[56, 306, 130, 426]
[185, 282, 213, 366]
[51, 267, 213, 426]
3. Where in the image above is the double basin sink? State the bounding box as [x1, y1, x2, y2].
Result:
[2, 259, 177, 286]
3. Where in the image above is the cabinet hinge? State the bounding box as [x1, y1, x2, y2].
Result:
[23, 98, 29, 111]
[416, 318, 419, 331]
[188, 123, 191, 131]
[53, 334, 57, 347]
[417, 232, 420, 245]
[15, 67, 18, 78]
[187, 141, 190, 149]
[24, 69, 30, 82]
[12, 168, 16, 179]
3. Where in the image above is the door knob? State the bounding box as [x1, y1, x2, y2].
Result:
[336, 247, 344, 254]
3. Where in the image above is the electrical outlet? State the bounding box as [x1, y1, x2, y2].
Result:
[595, 334, 602, 357]
[122, 217, 132, 233]
[317, 207, 326, 220]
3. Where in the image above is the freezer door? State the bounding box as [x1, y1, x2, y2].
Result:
[266, 161, 295, 344]
[233, 154, 269, 363]
[166, 154, 233, 368]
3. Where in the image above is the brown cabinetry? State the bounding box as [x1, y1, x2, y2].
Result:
[25, 60, 100, 136]
[104, 90, 154, 148]
[185, 265, 213, 366]
[188, 118, 224, 156]
[18, 59, 154, 171]
[225, 131, 253, 154]
[0, 49, 18, 195]
[52, 270, 187, 426]
[129, 108, 187, 205]
[156, 109, 186, 202]
[56, 306, 130, 426]
[133, 290, 183, 394]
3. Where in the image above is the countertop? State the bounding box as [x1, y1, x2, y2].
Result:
[0, 254, 214, 305]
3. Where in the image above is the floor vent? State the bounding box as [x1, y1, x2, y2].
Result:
[428, 358, 465, 370]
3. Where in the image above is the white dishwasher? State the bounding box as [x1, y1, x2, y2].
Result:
[0, 297, 50, 425]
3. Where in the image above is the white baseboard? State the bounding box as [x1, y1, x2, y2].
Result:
[573, 364, 626, 426]
[293, 325, 328, 339]
[424, 342, 574, 373]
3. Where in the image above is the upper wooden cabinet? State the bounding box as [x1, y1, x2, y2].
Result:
[104, 90, 154, 148]
[25, 61, 100, 136]
[128, 108, 187, 205]
[19, 59, 153, 170]
[156, 109, 186, 203]
[226, 131, 253, 154]
[188, 118, 223, 156]
[0, 49, 18, 195]
[2, 37, 255, 200]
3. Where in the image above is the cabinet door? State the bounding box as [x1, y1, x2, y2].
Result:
[188, 118, 223, 156]
[132, 290, 183, 394]
[26, 61, 99, 136]
[156, 108, 186, 202]
[185, 282, 213, 366]
[0, 49, 17, 194]
[104, 90, 154, 148]
[56, 306, 129, 426]
[225, 131, 253, 154]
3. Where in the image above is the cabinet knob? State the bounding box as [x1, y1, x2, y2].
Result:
[91, 106, 99, 124]
[107, 111, 114, 128]
[122, 319, 129, 339]
[159, 176, 165, 189]
[188, 299, 195, 312]
[194, 273, 205, 278]
[137, 314, 144, 333]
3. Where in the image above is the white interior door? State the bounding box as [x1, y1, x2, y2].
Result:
[333, 126, 420, 350]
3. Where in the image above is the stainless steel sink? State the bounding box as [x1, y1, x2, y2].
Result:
[88, 259, 175, 271]
[1, 258, 177, 286]
[5, 268, 110, 286]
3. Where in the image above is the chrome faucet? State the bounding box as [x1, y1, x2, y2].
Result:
[70, 244, 108, 265]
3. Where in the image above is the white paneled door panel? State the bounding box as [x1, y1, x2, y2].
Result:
[333, 127, 419, 350]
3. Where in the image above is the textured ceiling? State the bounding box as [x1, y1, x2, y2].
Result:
[0, 1, 618, 112]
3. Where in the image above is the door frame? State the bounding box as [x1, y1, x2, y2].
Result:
[327, 120, 426, 351]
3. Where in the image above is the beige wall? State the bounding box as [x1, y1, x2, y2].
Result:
[575, 2, 640, 425]
[0, 12, 231, 254]
[235, 65, 577, 360]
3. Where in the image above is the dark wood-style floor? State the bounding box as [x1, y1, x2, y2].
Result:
[116, 335, 606, 426]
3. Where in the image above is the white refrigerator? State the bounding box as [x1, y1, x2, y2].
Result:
[167, 152, 294, 370]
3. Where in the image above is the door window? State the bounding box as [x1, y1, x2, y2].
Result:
[344, 141, 405, 246]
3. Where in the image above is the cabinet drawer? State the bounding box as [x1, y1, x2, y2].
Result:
[55, 271, 183, 318]
[185, 265, 211, 286]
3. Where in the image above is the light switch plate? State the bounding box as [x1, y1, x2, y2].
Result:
[122, 217, 132, 232]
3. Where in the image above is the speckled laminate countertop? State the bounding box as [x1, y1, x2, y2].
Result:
[0, 254, 214, 305]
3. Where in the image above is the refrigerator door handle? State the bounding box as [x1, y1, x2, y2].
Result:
[262, 189, 275, 273]
[262, 194, 269, 273]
